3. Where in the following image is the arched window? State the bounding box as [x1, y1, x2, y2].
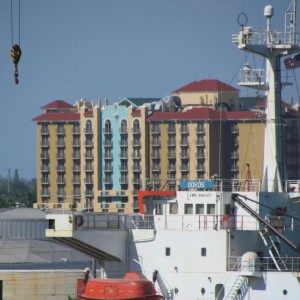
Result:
[105, 120, 111, 134]
[121, 120, 127, 134]
[133, 119, 140, 133]
[85, 120, 92, 133]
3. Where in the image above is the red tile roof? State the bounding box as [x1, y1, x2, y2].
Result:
[256, 99, 289, 108]
[147, 107, 263, 121]
[41, 100, 74, 110]
[173, 79, 239, 93]
[32, 112, 80, 122]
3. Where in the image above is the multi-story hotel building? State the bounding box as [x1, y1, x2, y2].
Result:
[33, 79, 300, 212]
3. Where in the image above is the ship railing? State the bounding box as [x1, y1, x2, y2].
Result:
[140, 178, 300, 192]
[159, 214, 259, 231]
[232, 30, 299, 47]
[73, 213, 155, 231]
[71, 213, 300, 232]
[228, 256, 300, 273]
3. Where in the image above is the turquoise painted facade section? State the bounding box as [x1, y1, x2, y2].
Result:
[101, 104, 128, 193]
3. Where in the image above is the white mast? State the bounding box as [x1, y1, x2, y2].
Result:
[233, 0, 300, 192]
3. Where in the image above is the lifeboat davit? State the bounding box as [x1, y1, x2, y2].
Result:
[77, 272, 164, 300]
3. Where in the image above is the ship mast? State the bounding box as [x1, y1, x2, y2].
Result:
[233, 0, 300, 192]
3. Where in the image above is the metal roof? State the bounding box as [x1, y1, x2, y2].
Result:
[118, 98, 162, 107]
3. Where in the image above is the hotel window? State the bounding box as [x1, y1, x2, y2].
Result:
[120, 120, 127, 133]
[86, 120, 92, 133]
[168, 123, 175, 133]
[104, 120, 111, 134]
[201, 248, 207, 256]
[184, 204, 193, 214]
[133, 119, 140, 132]
[207, 204, 215, 215]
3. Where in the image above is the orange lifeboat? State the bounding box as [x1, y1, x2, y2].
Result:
[77, 272, 164, 300]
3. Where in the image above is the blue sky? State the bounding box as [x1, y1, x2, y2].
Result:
[0, 0, 299, 179]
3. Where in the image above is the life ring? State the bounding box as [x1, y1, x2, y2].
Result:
[75, 214, 84, 228]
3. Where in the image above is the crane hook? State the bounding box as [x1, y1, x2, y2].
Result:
[10, 44, 21, 84]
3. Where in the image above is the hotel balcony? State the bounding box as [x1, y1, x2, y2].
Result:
[132, 128, 141, 134]
[168, 128, 176, 134]
[73, 178, 81, 184]
[104, 177, 113, 184]
[120, 141, 128, 147]
[41, 166, 49, 172]
[180, 152, 189, 159]
[41, 128, 49, 135]
[196, 139, 205, 146]
[152, 165, 160, 173]
[85, 177, 93, 184]
[73, 128, 80, 135]
[195, 165, 205, 172]
[41, 141, 49, 148]
[151, 152, 160, 159]
[168, 151, 176, 159]
[104, 153, 112, 160]
[133, 165, 141, 172]
[196, 126, 205, 134]
[196, 152, 205, 159]
[56, 191, 66, 198]
[168, 178, 177, 185]
[85, 191, 94, 197]
[180, 127, 189, 134]
[56, 141, 65, 148]
[40, 191, 50, 197]
[104, 141, 112, 148]
[132, 140, 141, 147]
[119, 127, 128, 134]
[132, 153, 141, 160]
[73, 166, 81, 173]
[132, 178, 140, 184]
[120, 153, 128, 159]
[84, 141, 93, 148]
[180, 165, 189, 172]
[152, 140, 160, 147]
[57, 178, 65, 185]
[85, 165, 93, 172]
[120, 177, 128, 184]
[85, 153, 94, 160]
[56, 129, 65, 135]
[231, 126, 239, 134]
[56, 153, 65, 160]
[72, 141, 81, 147]
[119, 166, 128, 172]
[230, 165, 238, 172]
[104, 165, 113, 172]
[41, 179, 50, 185]
[56, 166, 65, 173]
[230, 152, 239, 159]
[84, 128, 93, 135]
[40, 153, 49, 160]
[180, 140, 189, 147]
[152, 127, 160, 135]
[103, 128, 112, 135]
[72, 152, 81, 160]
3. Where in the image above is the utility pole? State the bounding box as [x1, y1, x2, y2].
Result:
[8, 168, 10, 194]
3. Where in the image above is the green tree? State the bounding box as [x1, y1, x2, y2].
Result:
[0, 171, 36, 208]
